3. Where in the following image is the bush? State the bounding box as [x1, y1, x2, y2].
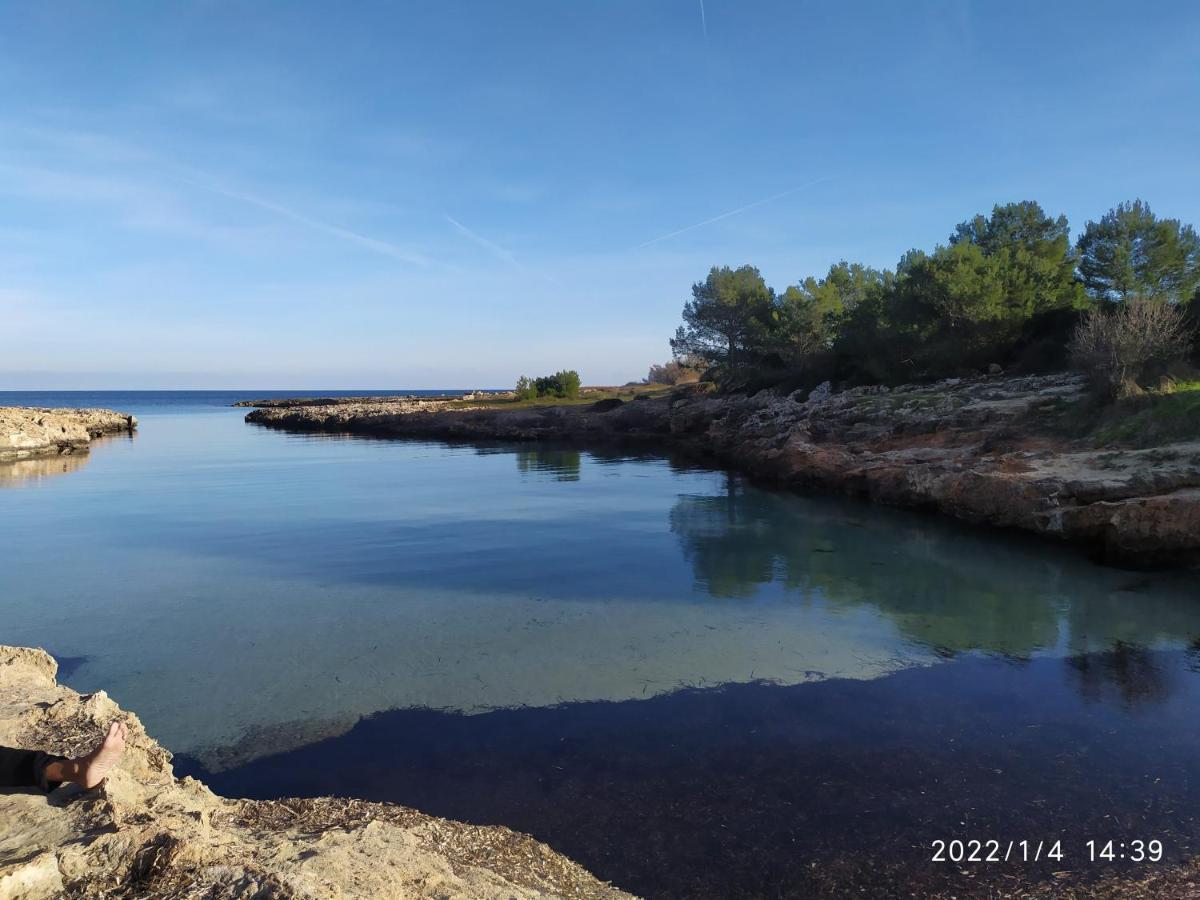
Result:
[555, 369, 581, 399]
[647, 357, 704, 385]
[1069, 300, 1194, 398]
[519, 370, 581, 400]
[514, 375, 538, 401]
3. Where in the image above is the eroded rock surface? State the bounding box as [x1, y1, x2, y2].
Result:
[245, 374, 1200, 566]
[0, 408, 137, 463]
[0, 646, 631, 900]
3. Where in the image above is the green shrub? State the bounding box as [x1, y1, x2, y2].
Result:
[554, 369, 581, 399]
[521, 370, 582, 400]
[514, 376, 538, 401]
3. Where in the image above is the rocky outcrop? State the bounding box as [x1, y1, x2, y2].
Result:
[245, 374, 1200, 567]
[0, 408, 137, 463]
[234, 392, 516, 409]
[233, 396, 461, 409]
[0, 646, 630, 900]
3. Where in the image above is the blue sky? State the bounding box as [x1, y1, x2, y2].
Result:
[2, 1, 1198, 389]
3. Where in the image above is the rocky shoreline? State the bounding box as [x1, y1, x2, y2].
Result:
[0, 645, 629, 899]
[245, 373, 1200, 567]
[0, 407, 137, 463]
[233, 396, 455, 409]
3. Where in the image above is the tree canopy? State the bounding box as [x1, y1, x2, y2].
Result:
[1076, 200, 1200, 304]
[514, 370, 581, 400]
[669, 266, 778, 370]
[951, 200, 1070, 255]
[668, 199, 1197, 387]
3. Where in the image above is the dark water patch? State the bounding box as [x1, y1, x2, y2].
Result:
[177, 647, 1200, 899]
[47, 653, 89, 681]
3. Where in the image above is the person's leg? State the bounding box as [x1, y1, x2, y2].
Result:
[0, 745, 47, 788]
[0, 721, 127, 793]
[42, 721, 128, 790]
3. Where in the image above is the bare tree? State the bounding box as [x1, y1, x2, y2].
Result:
[1070, 300, 1193, 398]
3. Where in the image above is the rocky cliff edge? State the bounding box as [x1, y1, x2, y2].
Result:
[0, 646, 630, 900]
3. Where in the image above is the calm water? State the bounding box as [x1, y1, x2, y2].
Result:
[2, 391, 1200, 897]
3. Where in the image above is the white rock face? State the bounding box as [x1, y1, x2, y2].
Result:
[0, 408, 137, 463]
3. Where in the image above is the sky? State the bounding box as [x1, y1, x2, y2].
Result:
[1, 0, 1198, 389]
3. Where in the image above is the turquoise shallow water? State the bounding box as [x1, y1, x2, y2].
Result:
[3, 392, 1200, 895]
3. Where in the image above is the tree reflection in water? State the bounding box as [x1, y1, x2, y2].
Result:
[669, 472, 1200, 660]
[514, 447, 581, 482]
[1067, 641, 1173, 707]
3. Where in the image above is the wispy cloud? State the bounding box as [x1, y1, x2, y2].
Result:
[178, 176, 431, 266]
[444, 214, 520, 267]
[3, 122, 433, 266]
[632, 177, 833, 249]
[699, 0, 708, 40]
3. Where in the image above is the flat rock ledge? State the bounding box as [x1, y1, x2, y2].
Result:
[0, 407, 137, 463]
[245, 373, 1200, 567]
[0, 646, 631, 900]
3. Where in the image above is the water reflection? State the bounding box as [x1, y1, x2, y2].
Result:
[1066, 641, 1173, 707]
[670, 474, 1200, 657]
[515, 447, 581, 481]
[0, 452, 91, 486]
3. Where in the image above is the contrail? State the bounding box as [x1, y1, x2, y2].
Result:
[444, 214, 520, 267]
[633, 177, 833, 249]
[445, 214, 562, 285]
[699, 0, 708, 39]
[177, 176, 430, 266]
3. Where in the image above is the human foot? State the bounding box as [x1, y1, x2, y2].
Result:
[77, 720, 127, 789]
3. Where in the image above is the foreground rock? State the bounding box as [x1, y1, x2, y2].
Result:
[0, 646, 630, 900]
[245, 374, 1200, 567]
[0, 407, 137, 463]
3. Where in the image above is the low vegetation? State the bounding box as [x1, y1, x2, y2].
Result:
[1093, 380, 1200, 446]
[645, 356, 705, 385]
[515, 370, 582, 401]
[1069, 300, 1193, 399]
[447, 382, 670, 411]
[1047, 378, 1200, 448]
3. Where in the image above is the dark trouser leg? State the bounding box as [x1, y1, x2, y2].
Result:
[0, 745, 65, 791]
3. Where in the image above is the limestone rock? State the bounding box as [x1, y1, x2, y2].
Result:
[0, 408, 136, 463]
[0, 646, 631, 900]
[807, 381, 833, 403]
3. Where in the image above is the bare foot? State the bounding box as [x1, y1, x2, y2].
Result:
[78, 720, 127, 789]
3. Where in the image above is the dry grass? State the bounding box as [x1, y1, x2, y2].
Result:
[221, 797, 627, 900]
